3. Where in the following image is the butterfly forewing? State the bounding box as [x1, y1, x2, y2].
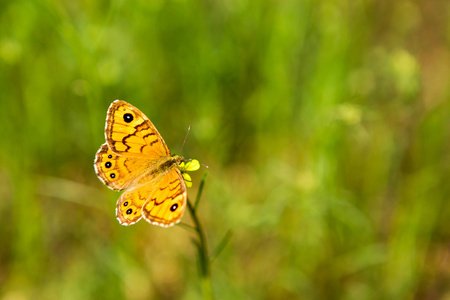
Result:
[105, 100, 170, 159]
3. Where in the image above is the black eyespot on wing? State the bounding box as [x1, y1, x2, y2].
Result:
[110, 173, 116, 179]
[123, 113, 133, 123]
[123, 201, 128, 206]
[170, 204, 178, 212]
[105, 162, 112, 168]
[108, 154, 112, 159]
[126, 209, 132, 215]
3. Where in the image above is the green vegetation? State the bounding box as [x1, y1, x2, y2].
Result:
[1, 0, 449, 299]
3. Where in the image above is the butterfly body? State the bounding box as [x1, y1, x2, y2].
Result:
[94, 100, 190, 227]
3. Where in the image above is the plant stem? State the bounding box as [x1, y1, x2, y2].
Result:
[201, 276, 213, 300]
[186, 199, 213, 300]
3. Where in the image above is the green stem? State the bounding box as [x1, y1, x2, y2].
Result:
[201, 276, 213, 300]
[186, 199, 213, 300]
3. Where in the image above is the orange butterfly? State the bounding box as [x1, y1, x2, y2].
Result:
[94, 100, 199, 227]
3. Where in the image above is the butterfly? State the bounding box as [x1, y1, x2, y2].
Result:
[94, 100, 199, 227]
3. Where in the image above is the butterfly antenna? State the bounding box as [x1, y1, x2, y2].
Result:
[180, 125, 191, 154]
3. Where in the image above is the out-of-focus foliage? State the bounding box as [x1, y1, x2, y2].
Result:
[1, 0, 449, 299]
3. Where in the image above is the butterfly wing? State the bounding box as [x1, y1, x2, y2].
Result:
[115, 183, 156, 225]
[142, 168, 187, 227]
[105, 100, 171, 159]
[94, 143, 154, 191]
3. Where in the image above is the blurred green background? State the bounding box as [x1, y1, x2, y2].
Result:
[1, 0, 450, 299]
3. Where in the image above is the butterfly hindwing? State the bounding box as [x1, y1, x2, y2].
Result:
[115, 183, 155, 225]
[105, 100, 170, 159]
[94, 143, 151, 191]
[142, 168, 187, 227]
